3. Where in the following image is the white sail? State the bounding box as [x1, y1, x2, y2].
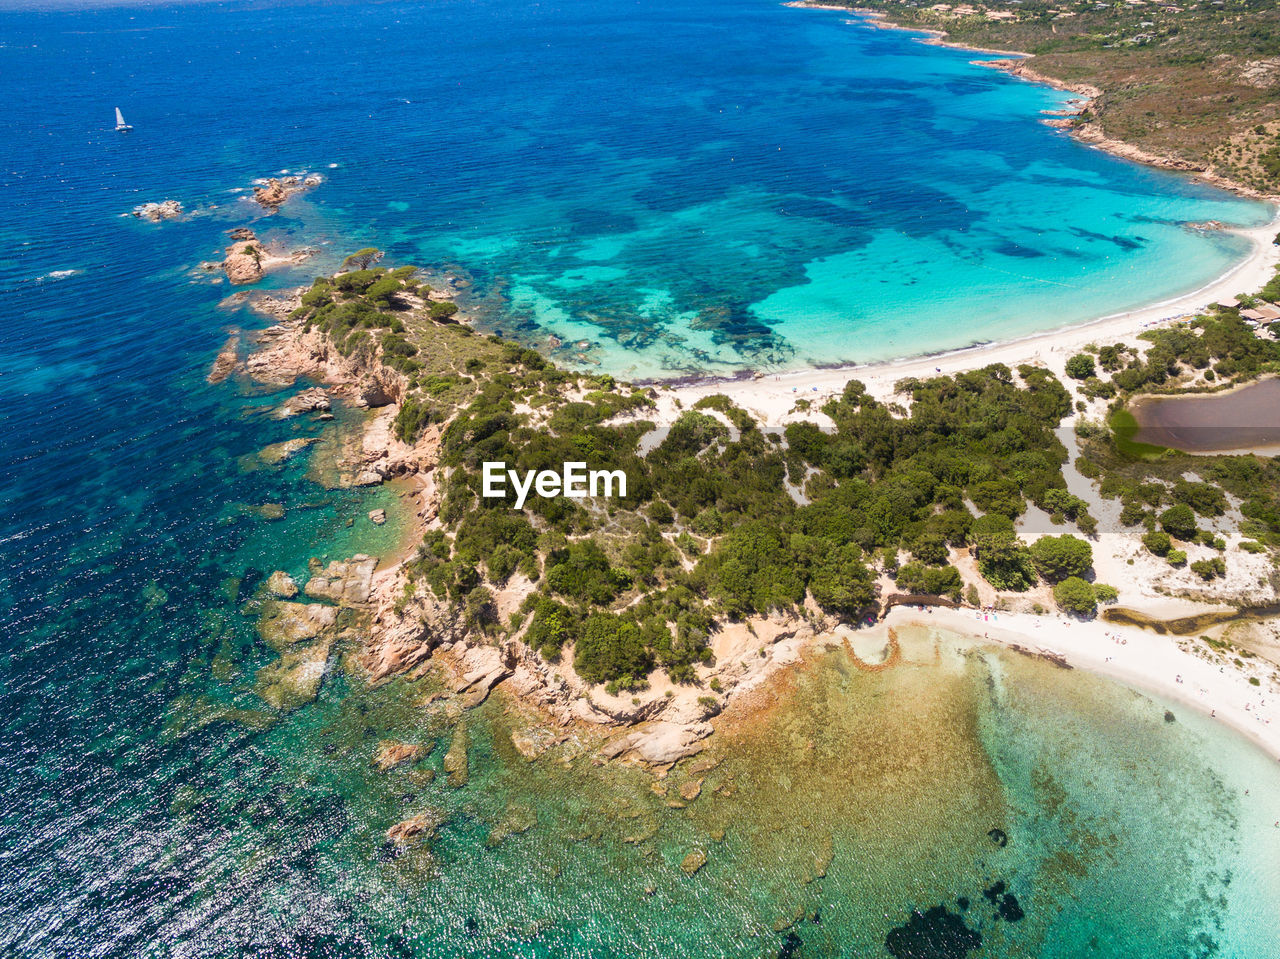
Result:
[114, 107, 130, 131]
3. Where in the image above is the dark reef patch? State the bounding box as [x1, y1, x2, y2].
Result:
[884, 906, 982, 959]
[987, 828, 1008, 848]
[983, 881, 1025, 923]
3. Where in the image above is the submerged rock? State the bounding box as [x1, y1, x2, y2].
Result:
[884, 906, 982, 959]
[678, 779, 703, 802]
[256, 600, 336, 652]
[207, 334, 240, 384]
[444, 722, 469, 787]
[386, 811, 441, 845]
[257, 436, 318, 466]
[253, 638, 332, 710]
[374, 740, 428, 771]
[680, 849, 707, 876]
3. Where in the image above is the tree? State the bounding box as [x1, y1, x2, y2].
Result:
[525, 597, 573, 658]
[1065, 353, 1096, 380]
[895, 562, 963, 600]
[1029, 534, 1093, 583]
[969, 513, 1035, 591]
[1159, 503, 1197, 541]
[573, 613, 653, 685]
[1053, 576, 1097, 617]
[802, 541, 876, 615]
[429, 301, 460, 321]
[342, 247, 383, 271]
[1094, 583, 1118, 604]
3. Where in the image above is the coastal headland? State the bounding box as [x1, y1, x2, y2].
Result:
[206, 220, 1280, 770]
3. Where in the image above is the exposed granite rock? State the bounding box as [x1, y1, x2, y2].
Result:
[221, 229, 315, 285]
[265, 571, 298, 599]
[207, 334, 240, 384]
[223, 235, 266, 285]
[304, 555, 378, 606]
[368, 509, 387, 526]
[131, 200, 183, 221]
[274, 387, 331, 419]
[600, 721, 713, 766]
[252, 174, 321, 210]
[373, 740, 428, 771]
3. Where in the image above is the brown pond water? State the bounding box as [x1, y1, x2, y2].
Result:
[1130, 376, 1280, 453]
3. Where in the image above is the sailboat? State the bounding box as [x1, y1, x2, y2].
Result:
[114, 107, 132, 133]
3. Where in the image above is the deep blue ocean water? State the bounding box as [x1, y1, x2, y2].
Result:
[2, 0, 1280, 956]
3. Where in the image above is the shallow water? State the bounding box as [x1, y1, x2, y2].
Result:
[3, 0, 1280, 955]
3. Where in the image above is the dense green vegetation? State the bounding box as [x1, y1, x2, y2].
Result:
[303, 252, 1280, 692]
[404, 353, 1109, 685]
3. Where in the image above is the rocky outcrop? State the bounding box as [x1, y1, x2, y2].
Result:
[274, 387, 331, 419]
[131, 200, 183, 221]
[221, 229, 315, 285]
[207, 334, 240, 384]
[368, 509, 387, 525]
[223, 234, 266, 285]
[599, 721, 713, 767]
[304, 555, 377, 606]
[265, 571, 298, 598]
[252, 174, 322, 211]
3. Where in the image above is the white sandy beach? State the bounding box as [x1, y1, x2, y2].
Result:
[656, 214, 1280, 764]
[896, 606, 1280, 762]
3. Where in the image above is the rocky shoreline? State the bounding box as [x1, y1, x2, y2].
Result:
[214, 285, 853, 772]
[825, 5, 1279, 201]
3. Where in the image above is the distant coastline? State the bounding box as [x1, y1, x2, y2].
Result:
[787, 1, 1279, 202]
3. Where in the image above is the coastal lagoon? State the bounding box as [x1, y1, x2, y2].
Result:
[1128, 376, 1280, 454]
[3, 0, 1280, 956]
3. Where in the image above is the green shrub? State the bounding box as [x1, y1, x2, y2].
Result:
[573, 613, 654, 685]
[1094, 583, 1119, 604]
[1190, 557, 1226, 580]
[1166, 549, 1187, 566]
[1159, 504, 1198, 541]
[1143, 529, 1172, 556]
[1065, 353, 1096, 380]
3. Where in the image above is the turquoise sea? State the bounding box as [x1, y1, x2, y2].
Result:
[2, 0, 1280, 955]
